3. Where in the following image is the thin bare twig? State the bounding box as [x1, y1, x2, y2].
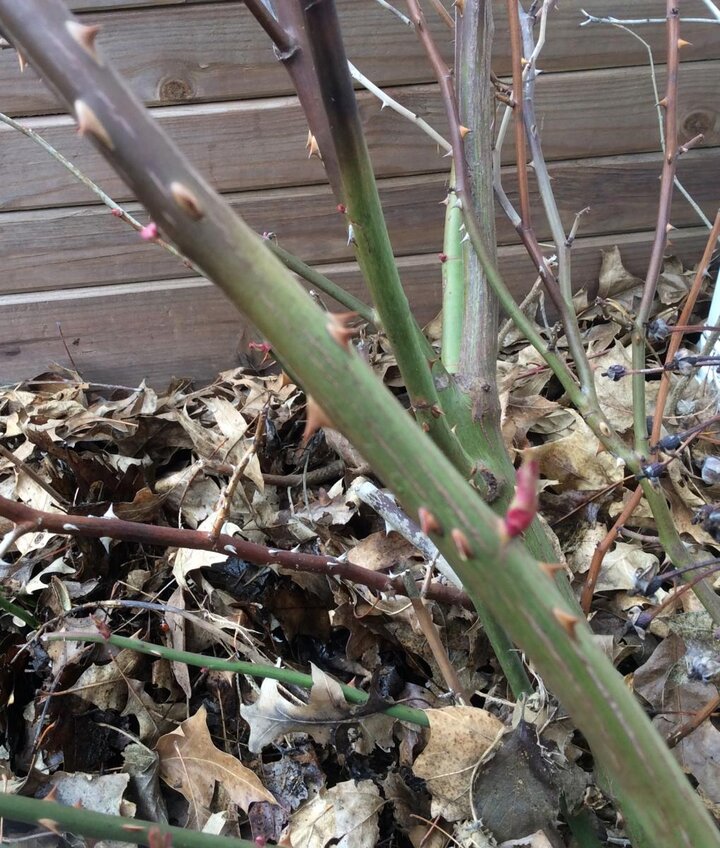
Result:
[520, 6, 591, 352]
[602, 23, 712, 229]
[374, 0, 413, 26]
[667, 692, 720, 748]
[403, 571, 470, 703]
[632, 2, 681, 456]
[580, 10, 719, 26]
[494, 0, 563, 313]
[348, 61, 451, 152]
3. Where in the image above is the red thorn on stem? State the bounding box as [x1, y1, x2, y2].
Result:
[302, 396, 333, 445]
[93, 616, 112, 640]
[110, 208, 123, 218]
[539, 562, 565, 579]
[327, 312, 360, 350]
[418, 507, 443, 536]
[170, 181, 204, 220]
[74, 99, 114, 149]
[66, 20, 102, 61]
[451, 528, 473, 560]
[553, 608, 580, 640]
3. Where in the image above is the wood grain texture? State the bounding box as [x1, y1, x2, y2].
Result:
[1, 58, 719, 213]
[4, 1, 719, 116]
[1, 148, 717, 296]
[0, 2, 442, 116]
[70, 1, 221, 8]
[1, 226, 710, 386]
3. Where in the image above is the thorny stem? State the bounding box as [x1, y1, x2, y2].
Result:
[616, 4, 720, 620]
[300, 0, 477, 481]
[454, 0, 500, 384]
[633, 1, 680, 458]
[405, 0, 577, 395]
[348, 61, 451, 153]
[614, 22, 712, 230]
[580, 10, 720, 26]
[0, 794, 257, 848]
[6, 3, 720, 840]
[583, 274, 720, 612]
[406, 0, 628, 458]
[0, 494, 473, 610]
[403, 572, 470, 703]
[583, 299, 720, 614]
[581, 488, 643, 613]
[269, 240, 377, 323]
[441, 165, 464, 373]
[42, 631, 431, 727]
[519, 5, 601, 408]
[499, 0, 563, 314]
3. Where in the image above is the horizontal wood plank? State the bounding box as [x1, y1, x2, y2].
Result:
[1, 59, 719, 213]
[4, 2, 719, 116]
[0, 226, 710, 386]
[0, 2, 443, 116]
[1, 148, 717, 295]
[70, 1, 221, 9]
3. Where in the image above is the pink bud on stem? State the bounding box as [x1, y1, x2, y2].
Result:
[139, 221, 159, 241]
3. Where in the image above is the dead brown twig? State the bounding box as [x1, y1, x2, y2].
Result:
[0, 494, 473, 610]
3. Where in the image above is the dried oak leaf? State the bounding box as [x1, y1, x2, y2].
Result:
[155, 705, 276, 827]
[411, 705, 504, 822]
[241, 664, 390, 754]
[523, 412, 623, 491]
[285, 779, 382, 848]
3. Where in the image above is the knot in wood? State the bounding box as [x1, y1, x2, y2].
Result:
[159, 77, 193, 103]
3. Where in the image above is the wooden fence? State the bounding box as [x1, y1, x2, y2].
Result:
[1, 0, 718, 386]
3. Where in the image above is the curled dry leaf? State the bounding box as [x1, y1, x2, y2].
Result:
[592, 341, 658, 433]
[155, 705, 276, 827]
[596, 542, 659, 594]
[523, 412, 623, 491]
[634, 632, 720, 807]
[241, 663, 390, 754]
[411, 705, 504, 822]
